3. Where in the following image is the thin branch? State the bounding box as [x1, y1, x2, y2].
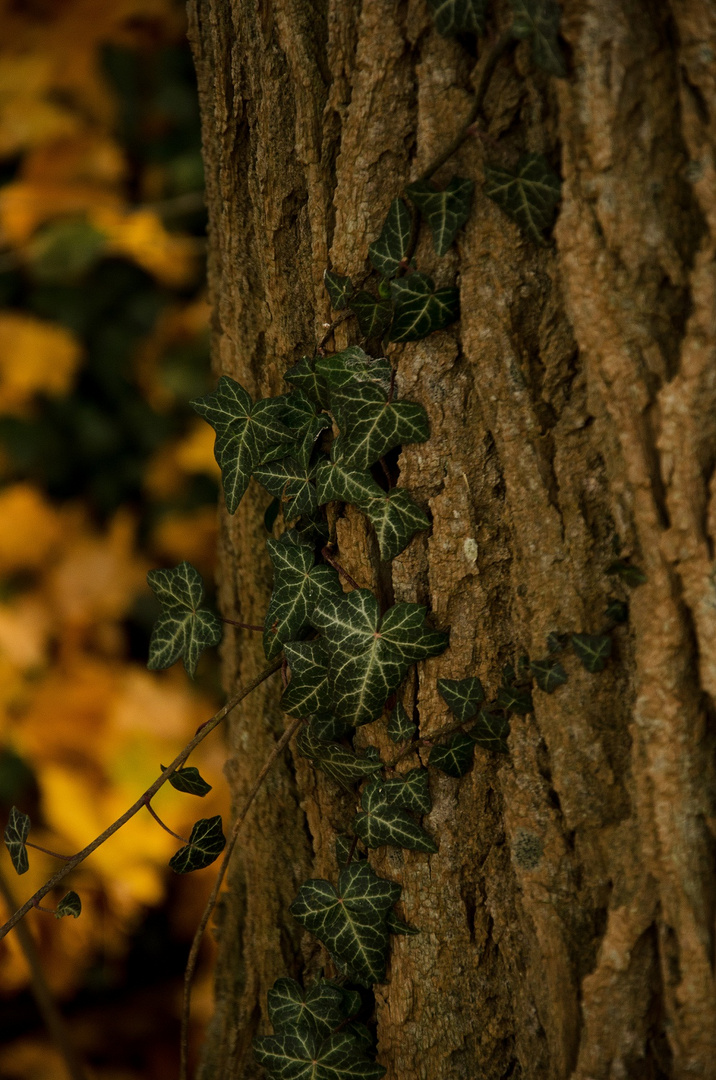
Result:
[179, 714, 305, 1080]
[220, 618, 264, 632]
[0, 866, 89, 1080]
[385, 718, 473, 769]
[321, 546, 363, 591]
[0, 657, 284, 942]
[144, 800, 189, 844]
[25, 842, 73, 861]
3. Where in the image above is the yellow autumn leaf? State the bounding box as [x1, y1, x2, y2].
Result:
[91, 206, 198, 287]
[0, 313, 82, 413]
[0, 55, 80, 156]
[152, 506, 218, 578]
[0, 179, 122, 246]
[0, 592, 51, 670]
[0, 484, 62, 574]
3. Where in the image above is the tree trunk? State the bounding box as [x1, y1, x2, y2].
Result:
[187, 1, 716, 1077]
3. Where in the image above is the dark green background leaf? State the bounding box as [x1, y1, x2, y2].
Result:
[324, 269, 355, 310]
[437, 676, 484, 721]
[406, 176, 474, 256]
[368, 199, 412, 278]
[55, 891, 82, 919]
[4, 805, 30, 875]
[147, 561, 222, 677]
[429, 733, 475, 777]
[571, 633, 612, 673]
[388, 274, 460, 342]
[169, 815, 226, 874]
[483, 154, 561, 244]
[164, 764, 212, 797]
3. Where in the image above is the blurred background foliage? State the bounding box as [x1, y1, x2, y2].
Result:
[0, 1, 226, 1076]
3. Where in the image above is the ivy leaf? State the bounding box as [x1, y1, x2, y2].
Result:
[427, 0, 488, 35]
[386, 909, 419, 936]
[350, 292, 393, 340]
[509, 0, 567, 77]
[254, 456, 320, 519]
[191, 376, 291, 513]
[354, 780, 437, 853]
[315, 348, 392, 410]
[55, 891, 81, 919]
[606, 559, 647, 588]
[254, 1027, 385, 1080]
[163, 765, 212, 797]
[308, 714, 355, 742]
[264, 497, 281, 532]
[546, 631, 569, 654]
[282, 639, 333, 718]
[437, 676, 485, 721]
[502, 662, 516, 688]
[605, 597, 629, 625]
[529, 658, 567, 694]
[263, 532, 343, 660]
[496, 686, 533, 715]
[268, 977, 345, 1039]
[313, 590, 448, 726]
[483, 154, 561, 245]
[4, 805, 30, 875]
[388, 273, 460, 342]
[368, 198, 412, 278]
[146, 562, 222, 678]
[405, 177, 474, 256]
[297, 728, 384, 787]
[387, 701, 416, 743]
[339, 987, 363, 1020]
[324, 269, 355, 311]
[469, 709, 510, 754]
[382, 767, 431, 814]
[335, 835, 361, 866]
[571, 633, 612, 673]
[316, 459, 382, 507]
[364, 489, 430, 561]
[169, 815, 226, 874]
[290, 862, 401, 986]
[332, 385, 429, 471]
[429, 733, 475, 777]
[284, 356, 330, 409]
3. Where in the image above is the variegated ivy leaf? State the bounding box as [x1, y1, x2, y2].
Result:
[427, 0, 488, 36]
[354, 780, 437, 853]
[606, 559, 647, 588]
[191, 376, 291, 513]
[429, 732, 475, 777]
[312, 589, 448, 727]
[529, 657, 567, 693]
[605, 598, 629, 625]
[267, 976, 345, 1039]
[324, 268, 355, 310]
[350, 292, 393, 340]
[254, 455, 320, 520]
[496, 685, 533, 715]
[405, 177, 474, 256]
[268, 391, 333, 469]
[437, 676, 485, 721]
[296, 727, 383, 786]
[168, 815, 226, 874]
[388, 273, 460, 342]
[4, 805, 30, 875]
[386, 909, 419, 936]
[263, 532, 343, 660]
[284, 356, 330, 409]
[55, 891, 82, 919]
[332, 385, 430, 472]
[571, 632, 612, 673]
[509, 0, 567, 77]
[368, 198, 412, 278]
[387, 701, 416, 743]
[147, 562, 222, 677]
[309, 714, 355, 741]
[315, 348, 392, 418]
[282, 639, 333, 718]
[382, 767, 431, 814]
[340, 987, 363, 1020]
[483, 154, 561, 245]
[290, 861, 401, 986]
[469, 709, 510, 754]
[254, 1027, 385, 1080]
[163, 764, 212, 797]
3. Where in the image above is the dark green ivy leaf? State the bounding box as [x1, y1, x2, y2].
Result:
[290, 861, 401, 986]
[297, 728, 384, 787]
[147, 562, 222, 678]
[529, 658, 568, 694]
[268, 976, 345, 1039]
[386, 909, 419, 936]
[405, 177, 474, 256]
[429, 733, 475, 777]
[263, 532, 343, 660]
[332, 385, 429, 472]
[382, 767, 431, 814]
[324, 269, 355, 311]
[483, 154, 561, 245]
[4, 805, 30, 875]
[264, 496, 281, 533]
[315, 348, 392, 410]
[509, 0, 567, 77]
[282, 639, 333, 718]
[308, 714, 355, 742]
[284, 356, 330, 410]
[606, 559, 647, 588]
[437, 676, 485, 721]
[368, 198, 412, 278]
[163, 765, 212, 797]
[335, 834, 361, 867]
[387, 701, 416, 743]
[427, 0, 488, 35]
[169, 815, 226, 874]
[388, 273, 459, 342]
[354, 780, 437, 853]
[254, 455, 320, 520]
[350, 292, 393, 340]
[191, 376, 291, 513]
[55, 891, 82, 919]
[496, 686, 533, 715]
[312, 590, 448, 727]
[605, 597, 629, 625]
[254, 1027, 385, 1080]
[571, 633, 612, 673]
[469, 709, 510, 754]
[546, 631, 569, 654]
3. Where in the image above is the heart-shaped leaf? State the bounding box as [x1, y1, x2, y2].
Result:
[406, 176, 474, 255]
[529, 658, 567, 694]
[297, 727, 383, 786]
[263, 532, 343, 659]
[354, 780, 437, 852]
[282, 639, 333, 718]
[4, 806, 30, 875]
[469, 709, 510, 754]
[254, 1026, 385, 1080]
[315, 348, 393, 412]
[169, 815, 226, 874]
[332, 385, 429, 471]
[364, 489, 430, 561]
[388, 273, 459, 342]
[254, 455, 321, 519]
[147, 562, 222, 677]
[387, 701, 416, 743]
[429, 732, 475, 777]
[163, 765, 212, 797]
[291, 862, 401, 985]
[350, 292, 393, 340]
[427, 0, 488, 35]
[55, 891, 82, 919]
[496, 686, 533, 715]
[386, 909, 419, 936]
[191, 376, 291, 513]
[437, 676, 485, 721]
[284, 356, 330, 409]
[382, 767, 431, 814]
[368, 198, 412, 278]
[324, 269, 355, 310]
[483, 154, 561, 244]
[571, 633, 612, 673]
[509, 0, 567, 77]
[268, 976, 345, 1039]
[606, 559, 647, 588]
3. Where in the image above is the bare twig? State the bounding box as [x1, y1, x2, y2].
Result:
[321, 546, 363, 591]
[179, 714, 305, 1080]
[144, 800, 189, 844]
[220, 618, 264, 632]
[25, 842, 73, 861]
[385, 718, 474, 769]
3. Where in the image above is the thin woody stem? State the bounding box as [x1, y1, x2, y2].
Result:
[220, 617, 264, 632]
[321, 546, 363, 591]
[0, 656, 284, 942]
[179, 714, 305, 1080]
[144, 800, 189, 844]
[385, 718, 474, 769]
[25, 842, 73, 861]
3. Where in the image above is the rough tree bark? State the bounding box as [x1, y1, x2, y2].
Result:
[187, 1, 716, 1077]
